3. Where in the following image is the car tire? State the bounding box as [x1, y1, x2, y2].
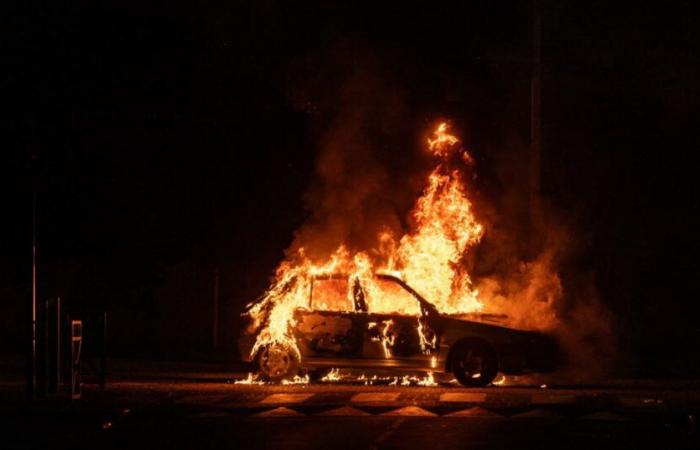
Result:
[451, 340, 499, 387]
[257, 344, 300, 382]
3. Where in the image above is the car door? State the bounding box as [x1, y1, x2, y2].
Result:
[293, 276, 364, 358]
[359, 277, 438, 364]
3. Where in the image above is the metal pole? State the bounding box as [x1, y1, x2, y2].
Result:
[54, 297, 61, 393]
[212, 267, 220, 348]
[28, 187, 37, 399]
[101, 311, 107, 389]
[530, 2, 543, 231]
[42, 299, 48, 397]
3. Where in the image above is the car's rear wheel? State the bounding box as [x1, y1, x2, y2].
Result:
[257, 344, 299, 381]
[451, 340, 499, 387]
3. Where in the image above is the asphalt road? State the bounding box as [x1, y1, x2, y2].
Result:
[3, 375, 699, 450]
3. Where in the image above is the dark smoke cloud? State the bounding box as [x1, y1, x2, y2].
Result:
[284, 42, 428, 261]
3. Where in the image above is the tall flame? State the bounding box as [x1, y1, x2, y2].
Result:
[427, 122, 458, 155]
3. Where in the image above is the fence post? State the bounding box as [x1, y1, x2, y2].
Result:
[70, 319, 82, 400]
[101, 312, 107, 389]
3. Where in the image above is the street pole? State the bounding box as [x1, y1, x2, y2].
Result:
[28, 186, 37, 399]
[530, 1, 543, 233]
[212, 267, 220, 348]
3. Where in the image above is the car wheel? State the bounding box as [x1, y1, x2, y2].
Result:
[451, 340, 498, 387]
[257, 344, 299, 381]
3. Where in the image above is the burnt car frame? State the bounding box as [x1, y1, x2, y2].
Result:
[239, 273, 561, 387]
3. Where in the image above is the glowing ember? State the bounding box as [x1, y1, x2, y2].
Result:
[311, 371, 441, 386]
[416, 371, 437, 387]
[427, 122, 458, 156]
[234, 373, 266, 385]
[281, 374, 310, 385]
[380, 320, 396, 358]
[321, 368, 341, 382]
[417, 319, 437, 354]
[492, 375, 507, 386]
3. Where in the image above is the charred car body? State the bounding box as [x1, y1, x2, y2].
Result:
[239, 273, 562, 387]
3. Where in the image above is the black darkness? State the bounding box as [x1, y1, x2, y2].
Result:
[3, 1, 699, 375]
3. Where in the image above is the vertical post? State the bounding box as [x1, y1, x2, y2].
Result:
[101, 312, 107, 389]
[530, 1, 543, 231]
[70, 319, 82, 400]
[65, 314, 70, 394]
[53, 297, 61, 394]
[28, 189, 37, 399]
[212, 267, 220, 348]
[42, 299, 48, 397]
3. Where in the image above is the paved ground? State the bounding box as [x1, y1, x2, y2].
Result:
[2, 364, 700, 450]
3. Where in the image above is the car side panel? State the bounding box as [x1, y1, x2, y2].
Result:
[294, 310, 364, 358]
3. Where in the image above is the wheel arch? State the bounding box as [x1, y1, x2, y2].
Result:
[255, 342, 301, 381]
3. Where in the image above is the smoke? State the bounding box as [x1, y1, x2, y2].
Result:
[285, 43, 424, 262]
[473, 173, 617, 379]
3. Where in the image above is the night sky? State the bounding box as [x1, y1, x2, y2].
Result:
[4, 1, 699, 374]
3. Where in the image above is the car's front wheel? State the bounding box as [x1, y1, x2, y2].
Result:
[257, 344, 299, 381]
[451, 340, 499, 387]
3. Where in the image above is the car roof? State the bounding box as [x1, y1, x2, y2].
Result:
[311, 272, 437, 313]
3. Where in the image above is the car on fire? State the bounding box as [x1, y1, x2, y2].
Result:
[239, 273, 562, 387]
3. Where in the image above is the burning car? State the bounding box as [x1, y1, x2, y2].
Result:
[238, 123, 564, 387]
[239, 272, 561, 387]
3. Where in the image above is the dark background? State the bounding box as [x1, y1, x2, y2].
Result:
[3, 1, 699, 375]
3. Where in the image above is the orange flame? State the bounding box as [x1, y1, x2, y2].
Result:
[427, 122, 458, 155]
